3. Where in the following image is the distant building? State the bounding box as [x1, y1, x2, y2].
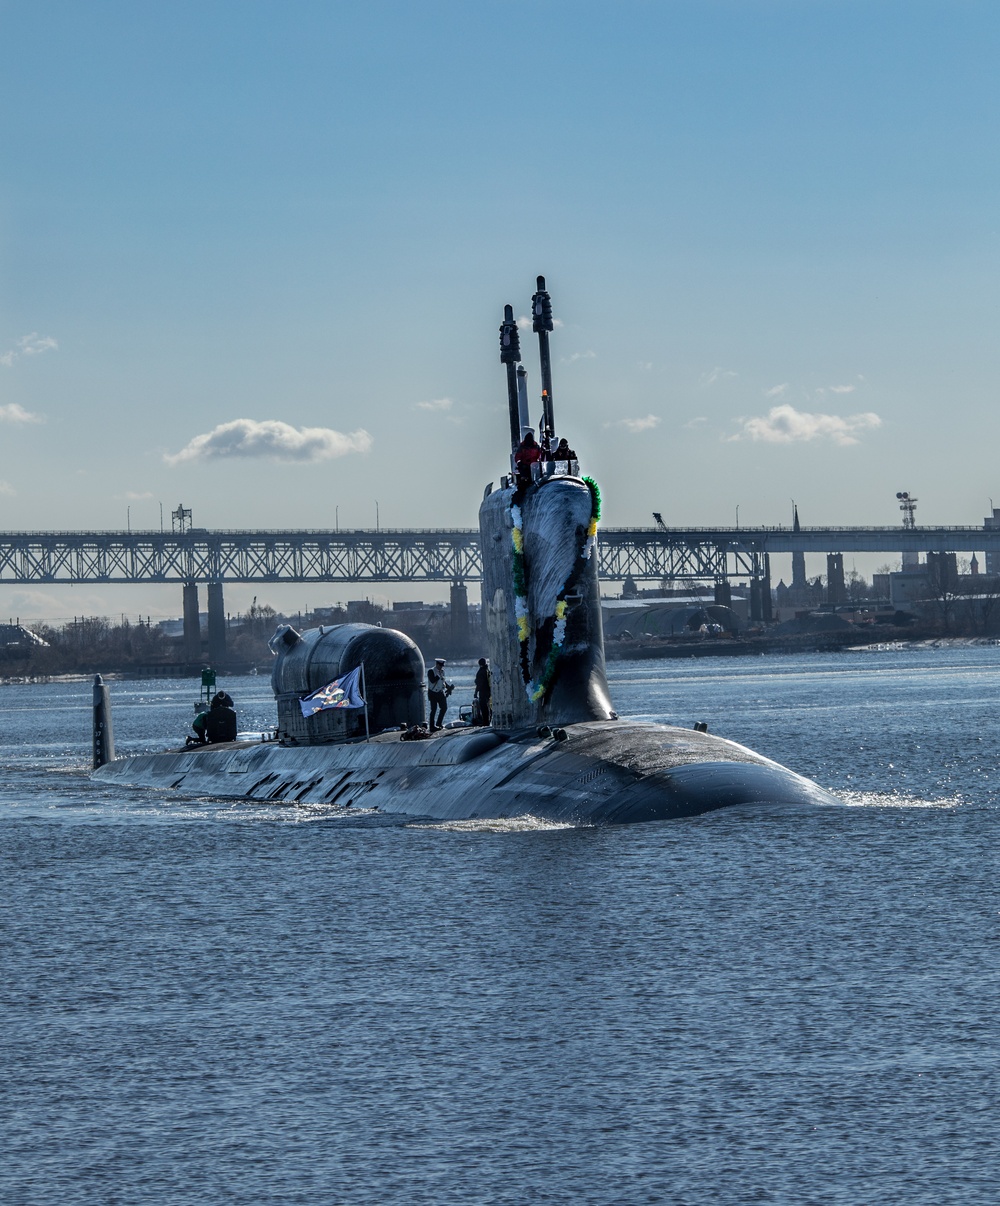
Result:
[926, 552, 958, 593]
[0, 623, 48, 648]
[889, 570, 931, 611]
[602, 594, 750, 629]
[985, 508, 1000, 574]
[791, 505, 807, 598]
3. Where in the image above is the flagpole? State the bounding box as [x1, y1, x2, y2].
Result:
[361, 661, 370, 742]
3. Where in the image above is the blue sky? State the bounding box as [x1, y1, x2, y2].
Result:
[2, 1, 999, 618]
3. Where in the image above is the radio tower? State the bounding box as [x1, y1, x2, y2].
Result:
[896, 491, 919, 570]
[896, 491, 917, 529]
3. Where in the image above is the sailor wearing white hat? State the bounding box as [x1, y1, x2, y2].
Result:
[427, 657, 453, 731]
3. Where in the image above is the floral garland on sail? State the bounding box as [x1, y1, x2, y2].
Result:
[509, 476, 601, 703]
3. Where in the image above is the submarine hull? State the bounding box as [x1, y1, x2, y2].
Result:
[91, 279, 842, 823]
[92, 720, 840, 824]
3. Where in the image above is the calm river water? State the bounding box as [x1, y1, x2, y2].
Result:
[2, 647, 998, 1204]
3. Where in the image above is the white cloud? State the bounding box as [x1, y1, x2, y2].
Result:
[19, 333, 58, 356]
[516, 315, 564, 330]
[828, 384, 857, 394]
[605, 414, 661, 434]
[637, 361, 653, 372]
[764, 383, 788, 398]
[119, 491, 154, 500]
[8, 589, 60, 610]
[0, 480, 14, 496]
[701, 367, 738, 387]
[561, 350, 597, 364]
[684, 416, 708, 429]
[415, 397, 454, 412]
[165, 419, 373, 466]
[1, 333, 58, 366]
[728, 404, 882, 446]
[0, 403, 43, 424]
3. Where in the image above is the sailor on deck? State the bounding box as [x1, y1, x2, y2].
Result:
[204, 691, 238, 744]
[186, 700, 210, 747]
[473, 657, 491, 726]
[427, 658, 453, 731]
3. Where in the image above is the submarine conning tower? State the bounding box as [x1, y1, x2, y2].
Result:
[480, 276, 615, 731]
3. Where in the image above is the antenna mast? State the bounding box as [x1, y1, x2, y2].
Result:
[499, 304, 522, 453]
[532, 276, 556, 446]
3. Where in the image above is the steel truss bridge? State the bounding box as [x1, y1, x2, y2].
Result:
[0, 525, 997, 586]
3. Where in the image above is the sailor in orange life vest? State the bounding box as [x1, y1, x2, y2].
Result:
[427, 658, 454, 731]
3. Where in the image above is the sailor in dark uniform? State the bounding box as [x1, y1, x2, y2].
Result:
[204, 691, 238, 743]
[473, 658, 491, 725]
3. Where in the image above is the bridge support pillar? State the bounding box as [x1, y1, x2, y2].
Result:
[714, 577, 731, 607]
[762, 553, 773, 623]
[750, 578, 763, 622]
[826, 554, 846, 605]
[182, 581, 201, 661]
[450, 581, 471, 655]
[207, 582, 226, 665]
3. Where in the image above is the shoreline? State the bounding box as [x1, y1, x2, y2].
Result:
[4, 634, 1000, 684]
[604, 631, 1000, 661]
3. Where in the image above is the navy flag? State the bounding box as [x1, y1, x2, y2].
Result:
[299, 666, 366, 717]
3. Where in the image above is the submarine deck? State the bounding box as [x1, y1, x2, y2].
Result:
[93, 720, 840, 824]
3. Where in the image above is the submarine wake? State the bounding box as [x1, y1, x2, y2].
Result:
[414, 814, 579, 833]
[839, 791, 963, 809]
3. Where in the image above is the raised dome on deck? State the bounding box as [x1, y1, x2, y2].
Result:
[272, 623, 426, 744]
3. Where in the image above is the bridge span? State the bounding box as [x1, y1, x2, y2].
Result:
[4, 525, 993, 661]
[0, 525, 996, 585]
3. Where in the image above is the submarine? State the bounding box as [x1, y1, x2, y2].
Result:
[92, 277, 840, 823]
